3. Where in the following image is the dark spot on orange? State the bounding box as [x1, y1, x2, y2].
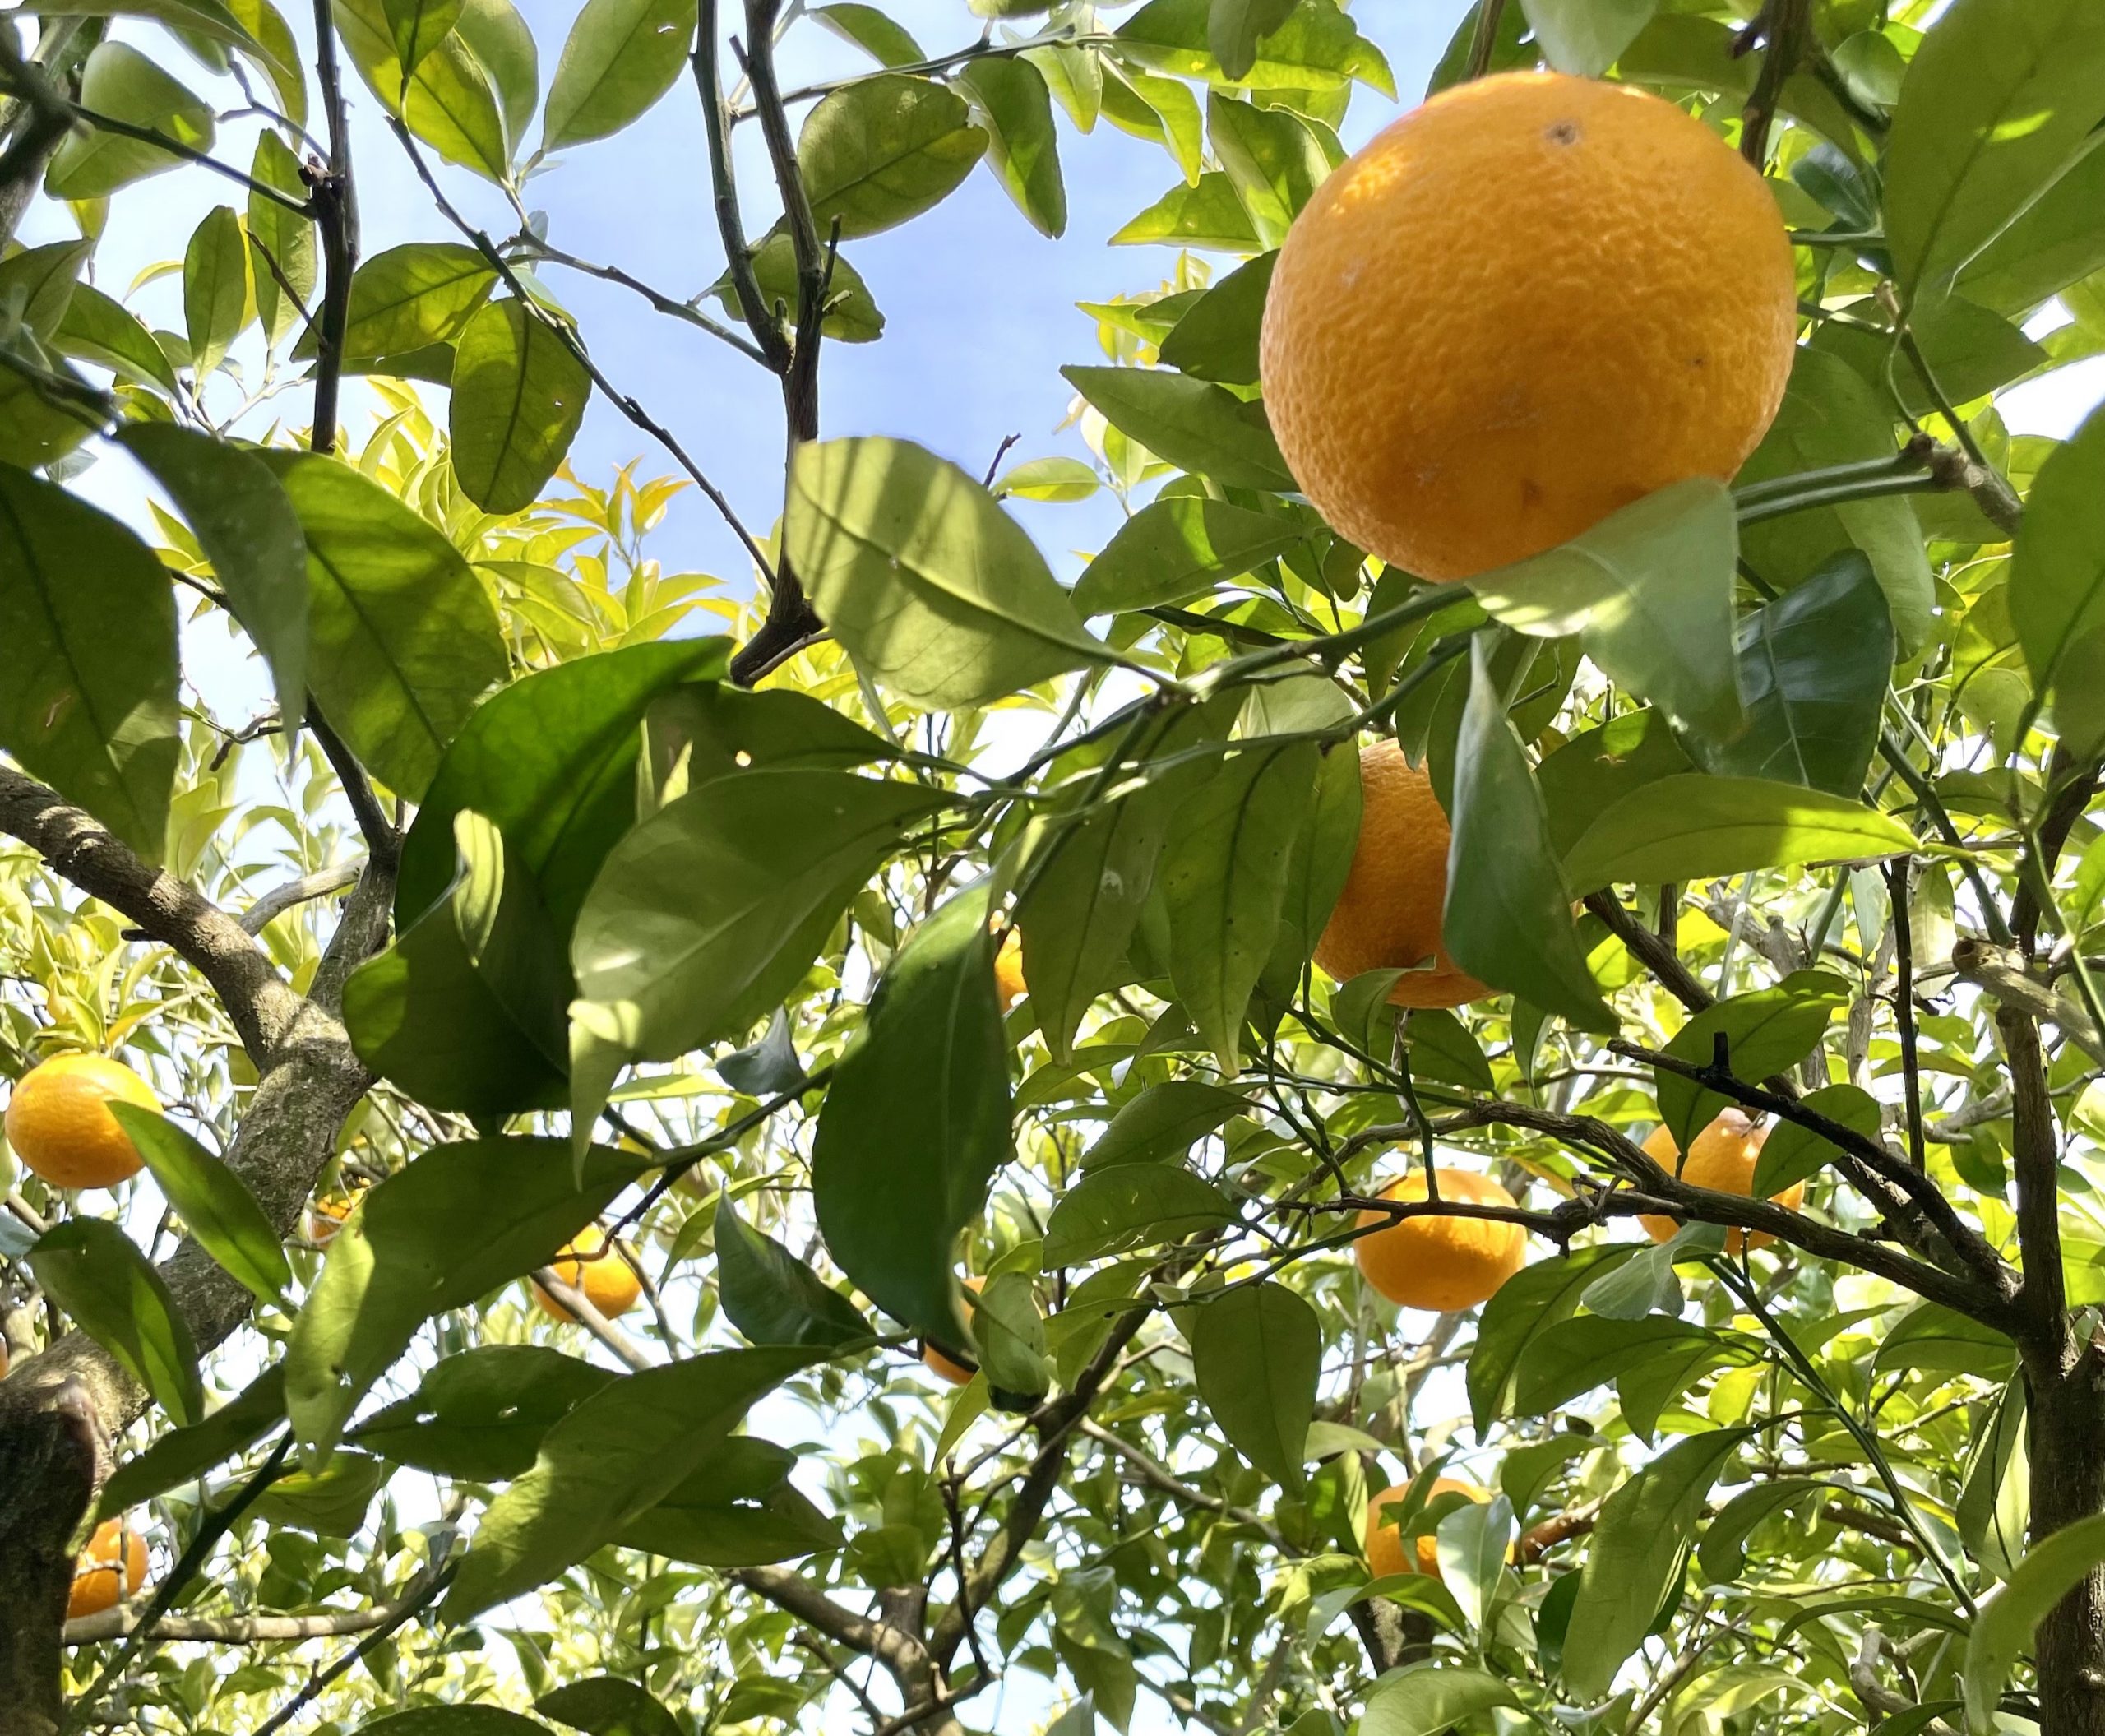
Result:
[1520, 479, 1543, 507]
[1545, 120, 1580, 145]
[1691, 354, 1706, 368]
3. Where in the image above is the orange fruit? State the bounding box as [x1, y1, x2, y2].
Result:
[1261, 71, 1796, 582]
[69, 1517, 148, 1619]
[531, 1234, 643, 1322]
[1640, 1109, 1802, 1252]
[306, 1193, 354, 1246]
[923, 1275, 983, 1385]
[994, 930, 1027, 1015]
[1356, 1167, 1528, 1310]
[1314, 742, 1486, 1010]
[4, 1055, 158, 1190]
[1366, 1476, 1487, 1581]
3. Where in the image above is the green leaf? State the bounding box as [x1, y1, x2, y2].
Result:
[810, 3, 925, 67]
[53, 282, 179, 391]
[247, 132, 317, 349]
[1881, 0, 2105, 295]
[1699, 1479, 1824, 1582]
[2011, 402, 2105, 714]
[1871, 1300, 2016, 1381]
[1190, 1280, 1317, 1490]
[1103, 62, 1202, 183]
[1446, 638, 1614, 1031]
[1111, 173, 1262, 253]
[992, 456, 1099, 502]
[972, 1270, 1052, 1395]
[1469, 479, 1742, 748]
[958, 57, 1066, 238]
[1618, 14, 1862, 159]
[1043, 1164, 1235, 1266]
[1690, 550, 1891, 796]
[1156, 250, 1274, 386]
[610, 1433, 842, 1567]
[812, 891, 1011, 1344]
[260, 451, 508, 799]
[1466, 1243, 1636, 1430]
[1361, 1664, 1520, 1736]
[1957, 1378, 2030, 1584]
[1561, 1429, 1749, 1699]
[400, 639, 728, 935]
[107, 1105, 289, 1306]
[1655, 970, 1849, 1150]
[537, 1678, 682, 1736]
[1161, 740, 1319, 1069]
[1117, 0, 1386, 94]
[1964, 1513, 2105, 1734]
[639, 681, 887, 807]
[1536, 708, 1692, 860]
[1082, 1081, 1251, 1169]
[350, 1345, 614, 1479]
[336, 243, 497, 359]
[45, 43, 215, 199]
[710, 231, 886, 344]
[331, 0, 511, 181]
[30, 1217, 201, 1425]
[95, 1366, 285, 1519]
[784, 436, 1106, 709]
[345, 810, 571, 1114]
[0, 240, 90, 339]
[715, 1202, 872, 1349]
[1263, 734, 1362, 1002]
[798, 74, 988, 238]
[541, 0, 696, 150]
[182, 205, 250, 376]
[1207, 92, 1328, 246]
[1752, 1081, 1883, 1197]
[1737, 348, 1935, 654]
[458, 0, 539, 147]
[283, 1137, 648, 1461]
[1563, 775, 1918, 893]
[1062, 365, 1293, 491]
[1580, 1224, 1723, 1324]
[449, 299, 591, 513]
[252, 1452, 386, 1536]
[1957, 138, 2105, 317]
[1518, 0, 1657, 77]
[382, 0, 463, 74]
[1071, 495, 1301, 617]
[1207, 0, 1296, 81]
[1512, 1314, 1728, 1415]
[0, 461, 179, 857]
[1437, 1492, 1516, 1632]
[353, 1713, 548, 1736]
[444, 1346, 817, 1618]
[116, 424, 309, 722]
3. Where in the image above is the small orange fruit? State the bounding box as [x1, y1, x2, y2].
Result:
[1314, 742, 1487, 1010]
[1262, 71, 1796, 582]
[923, 1275, 983, 1385]
[994, 930, 1027, 1014]
[68, 1518, 148, 1619]
[1640, 1109, 1802, 1252]
[531, 1234, 642, 1322]
[306, 1193, 354, 1246]
[4, 1055, 158, 1190]
[1356, 1167, 1527, 1312]
[1366, 1476, 1487, 1581]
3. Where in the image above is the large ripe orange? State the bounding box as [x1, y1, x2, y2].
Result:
[1356, 1167, 1528, 1311]
[1261, 71, 1796, 582]
[69, 1517, 148, 1619]
[994, 931, 1028, 1015]
[1366, 1476, 1487, 1581]
[923, 1275, 983, 1385]
[1314, 743, 1486, 1010]
[4, 1055, 158, 1190]
[1640, 1109, 1803, 1252]
[532, 1234, 643, 1323]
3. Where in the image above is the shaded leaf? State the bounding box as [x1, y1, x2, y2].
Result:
[1062, 365, 1293, 491]
[450, 299, 591, 513]
[183, 205, 250, 375]
[1156, 249, 1274, 385]
[1190, 1281, 1317, 1489]
[959, 57, 1066, 237]
[1466, 1243, 1637, 1431]
[1082, 1081, 1251, 1169]
[31, 1217, 201, 1425]
[45, 44, 215, 198]
[350, 1346, 616, 1479]
[611, 1433, 843, 1567]
[798, 75, 988, 238]
[1043, 1164, 1235, 1266]
[715, 1202, 872, 1349]
[537, 1678, 682, 1736]
[1519, 0, 1656, 77]
[96, 1366, 285, 1519]
[108, 1105, 289, 1305]
[1654, 970, 1850, 1151]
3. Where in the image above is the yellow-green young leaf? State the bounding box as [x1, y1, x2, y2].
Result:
[785, 436, 1106, 709]
[798, 75, 988, 238]
[382, 0, 465, 77]
[259, 451, 508, 800]
[247, 132, 317, 346]
[45, 43, 216, 199]
[1190, 1281, 1317, 1490]
[1042, 1164, 1236, 1266]
[1062, 365, 1293, 490]
[810, 3, 924, 67]
[812, 892, 1011, 1344]
[0, 240, 91, 338]
[331, 0, 511, 182]
[0, 464, 179, 857]
[182, 206, 252, 377]
[1072, 495, 1299, 616]
[1103, 62, 1202, 183]
[282, 1136, 651, 1461]
[226, 0, 309, 122]
[459, 0, 540, 146]
[992, 456, 1098, 502]
[536, 1677, 685, 1736]
[1964, 1513, 2105, 1734]
[348, 1346, 614, 1479]
[542, 0, 697, 150]
[1111, 172, 1263, 252]
[95, 1366, 286, 1519]
[449, 299, 590, 513]
[326, 242, 497, 359]
[1156, 249, 1274, 385]
[1445, 639, 1614, 1032]
[108, 1104, 290, 1306]
[1518, 0, 1656, 77]
[30, 1217, 202, 1425]
[1881, 0, 2105, 296]
[1653, 970, 1850, 1152]
[958, 57, 1066, 237]
[53, 281, 180, 391]
[1562, 775, 1918, 894]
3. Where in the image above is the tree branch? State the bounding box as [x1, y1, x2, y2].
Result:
[1585, 891, 1714, 1012]
[65, 1597, 419, 1646]
[2001, 1005, 2066, 1336]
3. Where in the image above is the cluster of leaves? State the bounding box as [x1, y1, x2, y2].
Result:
[5, 0, 2105, 1730]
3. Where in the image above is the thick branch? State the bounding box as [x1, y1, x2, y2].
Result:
[1954, 938, 2105, 1066]
[238, 861, 363, 935]
[1585, 891, 1713, 1012]
[65, 1599, 413, 1646]
[2001, 1006, 2066, 1336]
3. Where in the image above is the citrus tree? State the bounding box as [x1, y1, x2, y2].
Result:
[2, 0, 2104, 1731]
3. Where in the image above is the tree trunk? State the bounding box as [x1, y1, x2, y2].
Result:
[2027, 1345, 2105, 1734]
[0, 1378, 100, 1736]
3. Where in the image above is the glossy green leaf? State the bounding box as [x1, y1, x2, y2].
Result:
[31, 1217, 201, 1425]
[1964, 1513, 2105, 1734]
[1513, 1314, 1728, 1415]
[247, 131, 317, 347]
[1655, 970, 1849, 1151]
[1157, 250, 1274, 385]
[1466, 1243, 1637, 1430]
[1207, 93, 1328, 246]
[445, 1346, 817, 1618]
[798, 75, 988, 238]
[334, 243, 497, 359]
[1563, 775, 1918, 893]
[1043, 1164, 1236, 1266]
[785, 436, 1106, 709]
[1519, 0, 1656, 77]
[541, 0, 696, 150]
[450, 299, 591, 513]
[53, 282, 179, 391]
[261, 451, 508, 799]
[1207, 0, 1297, 81]
[959, 57, 1066, 238]
[1062, 365, 1293, 491]
[1872, 1301, 2016, 1381]
[331, 0, 511, 181]
[1072, 496, 1300, 617]
[95, 1366, 285, 1519]
[382, 0, 463, 74]
[108, 1105, 289, 1306]
[609, 1433, 842, 1567]
[537, 1678, 683, 1736]
[1536, 708, 1692, 859]
[2010, 402, 2105, 718]
[117, 424, 309, 721]
[1083, 1081, 1251, 1170]
[45, 43, 215, 199]
[1111, 173, 1263, 252]
[715, 1203, 872, 1349]
[1190, 1280, 1317, 1490]
[1437, 1493, 1516, 1632]
[284, 1137, 648, 1461]
[252, 1451, 386, 1536]
[1446, 639, 1613, 1031]
[183, 209, 250, 376]
[1361, 1665, 1520, 1736]
[349, 1346, 615, 1479]
[710, 232, 886, 344]
[1751, 1081, 1882, 1197]
[0, 461, 179, 857]
[1957, 138, 2105, 317]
